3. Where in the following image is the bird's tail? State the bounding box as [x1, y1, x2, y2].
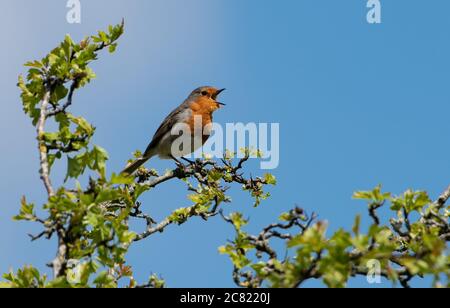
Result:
[121, 156, 151, 175]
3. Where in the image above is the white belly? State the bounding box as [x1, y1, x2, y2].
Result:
[155, 129, 204, 159]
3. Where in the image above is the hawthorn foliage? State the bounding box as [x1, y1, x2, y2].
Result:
[221, 187, 449, 288]
[1, 22, 448, 288]
[1, 21, 275, 288]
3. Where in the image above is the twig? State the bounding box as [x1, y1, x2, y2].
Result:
[46, 80, 77, 117]
[368, 203, 382, 225]
[134, 217, 172, 241]
[134, 204, 221, 242]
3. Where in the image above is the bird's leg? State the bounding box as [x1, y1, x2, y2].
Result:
[170, 155, 185, 169]
[181, 157, 195, 165]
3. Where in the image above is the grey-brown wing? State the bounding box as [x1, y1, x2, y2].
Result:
[143, 102, 191, 157]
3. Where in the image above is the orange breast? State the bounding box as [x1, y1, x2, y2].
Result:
[188, 98, 214, 141]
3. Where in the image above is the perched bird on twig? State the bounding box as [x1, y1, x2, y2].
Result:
[121, 86, 226, 175]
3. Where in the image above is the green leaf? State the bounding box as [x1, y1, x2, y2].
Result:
[18, 75, 41, 124]
[147, 274, 165, 288]
[108, 43, 117, 53]
[353, 185, 391, 203]
[352, 215, 361, 235]
[263, 173, 277, 185]
[55, 113, 70, 130]
[48, 52, 60, 66]
[51, 84, 68, 103]
[110, 173, 134, 185]
[98, 31, 108, 43]
[188, 193, 203, 204]
[24, 60, 43, 69]
[391, 190, 431, 213]
[118, 231, 136, 244]
[13, 196, 36, 221]
[90, 146, 109, 178]
[95, 188, 121, 204]
[229, 212, 248, 230]
[3, 266, 47, 288]
[133, 184, 151, 201]
[93, 271, 116, 288]
[64, 34, 74, 47]
[65, 152, 89, 181]
[43, 132, 59, 142]
[288, 222, 327, 252]
[279, 212, 292, 222]
[69, 114, 94, 136]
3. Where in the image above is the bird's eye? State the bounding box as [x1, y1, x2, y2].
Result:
[201, 91, 209, 97]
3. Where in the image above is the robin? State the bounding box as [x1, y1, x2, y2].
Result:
[121, 86, 226, 175]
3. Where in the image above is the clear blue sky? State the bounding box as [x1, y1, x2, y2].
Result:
[1, 0, 449, 288]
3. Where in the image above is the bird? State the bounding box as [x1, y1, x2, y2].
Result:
[121, 86, 226, 175]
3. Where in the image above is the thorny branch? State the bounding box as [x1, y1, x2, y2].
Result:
[223, 185, 450, 288]
[120, 157, 269, 241]
[221, 208, 318, 288]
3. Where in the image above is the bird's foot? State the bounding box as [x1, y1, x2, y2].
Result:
[170, 155, 188, 171]
[181, 157, 196, 165]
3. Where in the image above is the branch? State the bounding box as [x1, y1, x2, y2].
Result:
[134, 217, 172, 241]
[139, 169, 178, 187]
[134, 201, 221, 242]
[36, 81, 69, 279]
[129, 157, 265, 242]
[436, 185, 450, 209]
[36, 87, 54, 197]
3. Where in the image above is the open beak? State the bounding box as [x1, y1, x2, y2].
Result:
[214, 88, 226, 106]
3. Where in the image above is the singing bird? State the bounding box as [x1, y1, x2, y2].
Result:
[121, 86, 226, 175]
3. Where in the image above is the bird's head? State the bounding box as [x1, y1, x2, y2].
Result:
[189, 86, 226, 111]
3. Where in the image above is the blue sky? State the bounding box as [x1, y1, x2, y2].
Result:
[1, 0, 449, 288]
